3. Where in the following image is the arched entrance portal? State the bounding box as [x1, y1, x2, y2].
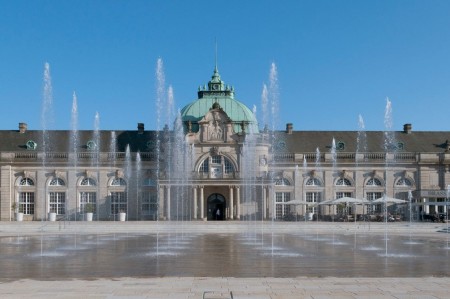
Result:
[207, 193, 226, 221]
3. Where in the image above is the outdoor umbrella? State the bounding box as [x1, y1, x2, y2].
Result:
[332, 197, 369, 205]
[329, 197, 369, 221]
[372, 196, 407, 204]
[280, 199, 310, 205]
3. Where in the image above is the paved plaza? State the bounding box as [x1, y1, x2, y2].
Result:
[0, 221, 449, 298]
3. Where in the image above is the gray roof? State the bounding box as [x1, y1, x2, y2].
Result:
[279, 130, 450, 153]
[0, 129, 449, 154]
[0, 130, 158, 153]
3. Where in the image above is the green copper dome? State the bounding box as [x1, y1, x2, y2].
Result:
[181, 67, 259, 134]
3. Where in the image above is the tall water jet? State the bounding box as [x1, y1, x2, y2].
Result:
[70, 92, 79, 166]
[136, 152, 142, 220]
[41, 62, 54, 221]
[330, 138, 338, 242]
[92, 112, 101, 219]
[124, 145, 131, 221]
[355, 115, 368, 224]
[241, 116, 258, 224]
[165, 85, 176, 220]
[41, 62, 54, 153]
[173, 109, 186, 222]
[356, 115, 367, 165]
[407, 190, 414, 243]
[268, 62, 279, 132]
[315, 147, 322, 216]
[331, 138, 337, 210]
[69, 91, 79, 219]
[260, 84, 269, 130]
[382, 98, 395, 257]
[155, 58, 165, 221]
[264, 63, 280, 223]
[446, 185, 450, 250]
[109, 131, 117, 168]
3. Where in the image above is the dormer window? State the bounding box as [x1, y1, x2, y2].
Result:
[87, 140, 97, 150]
[336, 141, 345, 151]
[26, 140, 37, 150]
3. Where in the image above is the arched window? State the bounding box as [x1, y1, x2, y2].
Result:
[275, 178, 291, 186]
[199, 159, 209, 173]
[17, 177, 35, 215]
[335, 178, 352, 186]
[366, 178, 382, 186]
[396, 178, 412, 187]
[19, 178, 34, 186]
[80, 178, 96, 186]
[111, 178, 127, 186]
[49, 178, 65, 186]
[224, 158, 234, 173]
[198, 155, 235, 177]
[305, 178, 321, 186]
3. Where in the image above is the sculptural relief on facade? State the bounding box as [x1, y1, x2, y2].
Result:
[208, 111, 224, 141]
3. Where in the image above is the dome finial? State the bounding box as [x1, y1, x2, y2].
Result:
[211, 39, 221, 82]
[214, 38, 218, 73]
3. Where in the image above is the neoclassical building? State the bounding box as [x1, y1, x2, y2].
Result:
[1, 67, 449, 221]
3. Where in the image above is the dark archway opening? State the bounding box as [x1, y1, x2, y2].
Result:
[207, 193, 226, 221]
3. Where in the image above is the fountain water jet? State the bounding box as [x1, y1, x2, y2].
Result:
[41, 62, 54, 222]
[70, 91, 79, 220]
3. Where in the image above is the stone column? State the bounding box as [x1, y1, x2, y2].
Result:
[269, 186, 274, 220]
[158, 185, 164, 220]
[236, 186, 240, 220]
[200, 186, 204, 220]
[229, 186, 234, 220]
[263, 186, 267, 220]
[166, 186, 171, 220]
[36, 169, 47, 221]
[193, 186, 198, 220]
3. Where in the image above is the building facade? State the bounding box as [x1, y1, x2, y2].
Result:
[1, 68, 449, 221]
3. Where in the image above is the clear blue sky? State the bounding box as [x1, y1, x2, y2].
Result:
[1, 0, 450, 132]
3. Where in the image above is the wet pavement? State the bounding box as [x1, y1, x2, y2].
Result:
[0, 222, 449, 298]
[0, 226, 449, 280]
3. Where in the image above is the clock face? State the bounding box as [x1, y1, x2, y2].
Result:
[260, 158, 267, 166]
[212, 84, 219, 90]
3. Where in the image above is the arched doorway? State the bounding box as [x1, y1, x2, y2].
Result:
[207, 193, 226, 221]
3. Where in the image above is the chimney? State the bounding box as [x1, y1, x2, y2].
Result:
[286, 123, 293, 134]
[137, 123, 144, 134]
[403, 123, 412, 134]
[19, 122, 27, 133]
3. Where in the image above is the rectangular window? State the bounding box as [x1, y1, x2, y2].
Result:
[19, 192, 35, 215]
[306, 192, 321, 213]
[80, 192, 97, 214]
[142, 192, 158, 216]
[211, 156, 221, 164]
[366, 192, 383, 213]
[275, 192, 290, 220]
[335, 192, 352, 214]
[437, 198, 445, 213]
[111, 192, 127, 214]
[49, 192, 66, 215]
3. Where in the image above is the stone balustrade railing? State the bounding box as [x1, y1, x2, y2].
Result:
[0, 151, 445, 165]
